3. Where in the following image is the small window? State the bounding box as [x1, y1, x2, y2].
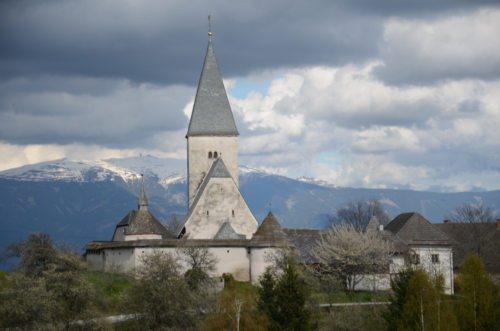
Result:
[208, 151, 213, 159]
[214, 151, 218, 158]
[207, 210, 209, 216]
[232, 210, 235, 217]
[431, 254, 439, 263]
[227, 250, 230, 253]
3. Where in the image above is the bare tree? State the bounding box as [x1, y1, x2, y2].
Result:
[448, 202, 495, 256]
[312, 223, 394, 291]
[178, 245, 217, 290]
[330, 200, 390, 231]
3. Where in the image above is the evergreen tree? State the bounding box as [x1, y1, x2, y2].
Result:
[384, 268, 415, 331]
[257, 252, 311, 331]
[385, 268, 457, 331]
[457, 254, 495, 331]
[274, 260, 310, 331]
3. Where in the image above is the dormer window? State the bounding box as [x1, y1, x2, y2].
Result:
[208, 151, 213, 159]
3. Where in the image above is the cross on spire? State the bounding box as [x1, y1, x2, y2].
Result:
[208, 15, 212, 42]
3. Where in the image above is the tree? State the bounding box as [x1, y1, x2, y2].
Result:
[129, 250, 203, 330]
[201, 275, 268, 331]
[6, 232, 57, 276]
[0, 234, 97, 329]
[179, 245, 217, 291]
[457, 254, 495, 331]
[330, 200, 390, 231]
[385, 268, 457, 331]
[312, 222, 393, 291]
[257, 251, 311, 331]
[384, 268, 415, 331]
[448, 202, 495, 256]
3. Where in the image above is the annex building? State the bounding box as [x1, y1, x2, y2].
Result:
[85, 32, 454, 292]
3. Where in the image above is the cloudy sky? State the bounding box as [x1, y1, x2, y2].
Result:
[1, 0, 500, 192]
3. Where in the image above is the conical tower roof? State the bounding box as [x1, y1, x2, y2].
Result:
[252, 212, 288, 243]
[186, 41, 239, 137]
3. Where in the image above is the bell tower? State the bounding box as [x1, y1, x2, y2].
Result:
[186, 21, 239, 207]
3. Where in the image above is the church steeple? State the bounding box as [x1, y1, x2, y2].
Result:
[186, 34, 239, 137]
[138, 174, 148, 211]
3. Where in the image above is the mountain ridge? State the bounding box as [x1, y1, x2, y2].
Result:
[1, 156, 499, 269]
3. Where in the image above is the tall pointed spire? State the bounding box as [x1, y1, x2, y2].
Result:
[186, 23, 239, 138]
[138, 174, 148, 211]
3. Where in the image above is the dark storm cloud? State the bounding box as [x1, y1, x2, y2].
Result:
[0, 77, 193, 147]
[1, 0, 495, 85]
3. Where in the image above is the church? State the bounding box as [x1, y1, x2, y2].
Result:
[85, 32, 287, 282]
[85, 31, 454, 292]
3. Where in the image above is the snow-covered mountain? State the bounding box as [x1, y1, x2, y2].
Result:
[1, 155, 499, 266]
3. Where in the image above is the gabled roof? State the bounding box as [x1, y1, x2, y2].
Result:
[186, 41, 239, 137]
[283, 228, 322, 264]
[179, 158, 233, 232]
[252, 212, 288, 243]
[385, 212, 450, 245]
[435, 222, 500, 273]
[116, 210, 174, 238]
[214, 222, 246, 240]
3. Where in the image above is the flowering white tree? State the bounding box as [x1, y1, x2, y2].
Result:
[312, 223, 394, 291]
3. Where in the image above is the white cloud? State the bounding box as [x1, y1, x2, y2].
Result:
[231, 62, 500, 191]
[376, 8, 500, 83]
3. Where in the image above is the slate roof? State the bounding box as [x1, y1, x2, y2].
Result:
[214, 222, 246, 240]
[384, 212, 450, 246]
[435, 222, 500, 273]
[283, 229, 322, 264]
[251, 212, 288, 244]
[115, 210, 174, 238]
[186, 41, 239, 137]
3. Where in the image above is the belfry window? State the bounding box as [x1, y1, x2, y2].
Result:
[214, 151, 218, 158]
[208, 151, 213, 159]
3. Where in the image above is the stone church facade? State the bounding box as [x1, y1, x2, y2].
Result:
[85, 34, 454, 291]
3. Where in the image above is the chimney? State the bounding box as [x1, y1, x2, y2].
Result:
[496, 219, 500, 230]
[379, 224, 384, 231]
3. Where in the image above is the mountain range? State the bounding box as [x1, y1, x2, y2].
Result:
[1, 155, 499, 265]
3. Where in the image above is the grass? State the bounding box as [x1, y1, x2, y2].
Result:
[85, 271, 135, 313]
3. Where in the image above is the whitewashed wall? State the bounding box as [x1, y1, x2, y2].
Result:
[187, 136, 238, 206]
[412, 246, 454, 294]
[184, 177, 258, 239]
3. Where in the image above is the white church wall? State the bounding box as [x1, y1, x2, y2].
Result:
[124, 234, 162, 241]
[104, 248, 135, 273]
[210, 247, 250, 281]
[86, 251, 105, 271]
[185, 177, 258, 239]
[187, 136, 238, 206]
[250, 247, 278, 283]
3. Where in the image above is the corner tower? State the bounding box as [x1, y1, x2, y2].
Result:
[186, 36, 239, 207]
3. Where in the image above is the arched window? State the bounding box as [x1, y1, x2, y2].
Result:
[232, 210, 235, 217]
[208, 151, 213, 159]
[214, 151, 218, 158]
